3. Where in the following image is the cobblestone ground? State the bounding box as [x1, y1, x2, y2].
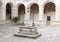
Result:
[0, 24, 60, 42]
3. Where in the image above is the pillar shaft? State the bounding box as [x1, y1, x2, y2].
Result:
[12, 7, 18, 18]
[25, 7, 30, 20]
[2, 5, 6, 20]
[39, 6, 43, 21]
[55, 5, 60, 21]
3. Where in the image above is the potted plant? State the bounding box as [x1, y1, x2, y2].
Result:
[12, 17, 19, 25]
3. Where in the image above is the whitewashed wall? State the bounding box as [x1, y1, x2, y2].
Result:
[0, 0, 60, 23]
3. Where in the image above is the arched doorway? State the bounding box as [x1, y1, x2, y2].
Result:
[44, 2, 55, 24]
[30, 3, 39, 21]
[18, 4, 25, 21]
[6, 3, 12, 20]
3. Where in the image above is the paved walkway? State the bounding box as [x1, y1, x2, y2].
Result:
[0, 24, 60, 42]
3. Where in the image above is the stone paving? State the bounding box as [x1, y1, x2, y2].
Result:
[0, 24, 60, 42]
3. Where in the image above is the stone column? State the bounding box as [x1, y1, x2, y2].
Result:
[55, 4, 60, 21]
[12, 6, 18, 19]
[25, 7, 30, 21]
[2, 5, 6, 20]
[39, 5, 43, 21]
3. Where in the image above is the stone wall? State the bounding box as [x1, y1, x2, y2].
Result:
[0, 0, 60, 25]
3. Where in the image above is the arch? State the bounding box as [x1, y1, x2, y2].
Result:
[43, 2, 56, 22]
[30, 3, 39, 21]
[42, 1, 56, 7]
[18, 4, 25, 21]
[44, 2, 55, 14]
[16, 2, 26, 9]
[28, 2, 39, 8]
[6, 2, 13, 7]
[6, 3, 12, 20]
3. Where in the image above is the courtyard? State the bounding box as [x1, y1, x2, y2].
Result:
[0, 23, 60, 42]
